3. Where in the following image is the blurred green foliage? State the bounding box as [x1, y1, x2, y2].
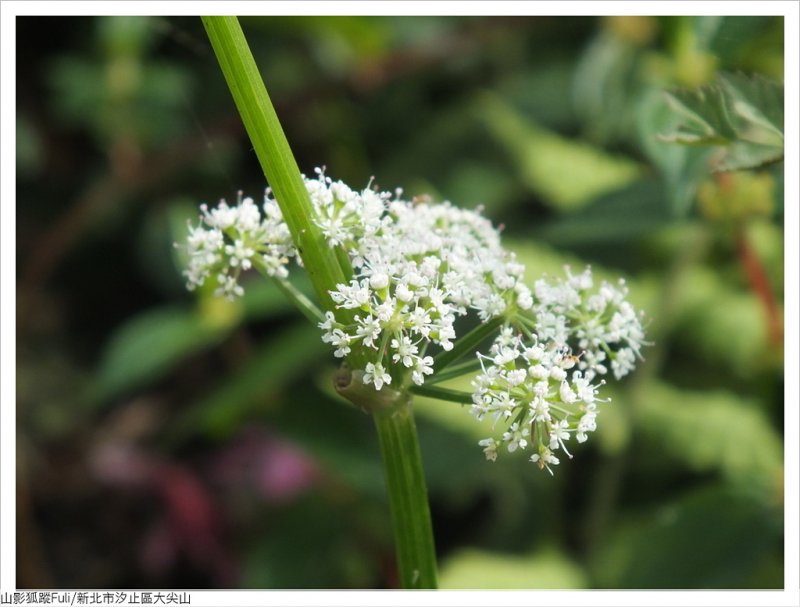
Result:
[16, 15, 784, 589]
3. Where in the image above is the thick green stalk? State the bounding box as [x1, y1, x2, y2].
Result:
[373, 404, 438, 589]
[201, 16, 349, 312]
[202, 16, 438, 588]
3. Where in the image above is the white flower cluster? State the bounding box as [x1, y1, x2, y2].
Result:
[471, 267, 646, 473]
[182, 172, 647, 474]
[531, 267, 646, 380]
[183, 170, 531, 389]
[310, 169, 532, 390]
[182, 192, 295, 300]
[471, 328, 604, 475]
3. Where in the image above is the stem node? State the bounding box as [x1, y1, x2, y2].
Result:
[334, 364, 409, 413]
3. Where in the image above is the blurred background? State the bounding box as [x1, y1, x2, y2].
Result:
[16, 15, 784, 589]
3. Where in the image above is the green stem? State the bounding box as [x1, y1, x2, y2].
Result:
[411, 384, 474, 405]
[201, 16, 350, 313]
[253, 263, 325, 325]
[373, 404, 438, 589]
[425, 357, 482, 385]
[202, 16, 437, 588]
[273, 276, 325, 324]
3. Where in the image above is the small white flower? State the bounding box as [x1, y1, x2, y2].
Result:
[363, 362, 392, 391]
[318, 311, 337, 334]
[502, 422, 529, 452]
[479, 438, 499, 462]
[530, 398, 551, 422]
[530, 447, 560, 475]
[506, 369, 527, 387]
[493, 346, 518, 366]
[369, 271, 390, 290]
[611, 347, 637, 380]
[528, 364, 548, 380]
[391, 335, 419, 368]
[215, 274, 244, 300]
[549, 419, 572, 458]
[375, 298, 396, 323]
[395, 282, 414, 303]
[411, 356, 434, 386]
[332, 280, 371, 310]
[572, 371, 598, 403]
[329, 329, 351, 358]
[576, 409, 597, 443]
[559, 381, 577, 404]
[408, 307, 432, 337]
[355, 315, 382, 348]
[516, 286, 533, 310]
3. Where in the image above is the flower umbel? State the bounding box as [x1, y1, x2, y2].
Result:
[182, 192, 295, 300]
[471, 329, 606, 475]
[180, 171, 646, 473]
[307, 168, 532, 392]
[468, 266, 646, 472]
[532, 267, 647, 380]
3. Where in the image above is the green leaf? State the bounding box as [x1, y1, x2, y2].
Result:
[440, 547, 587, 589]
[635, 380, 783, 491]
[714, 141, 784, 172]
[591, 485, 782, 588]
[659, 72, 784, 172]
[92, 271, 308, 405]
[669, 265, 775, 377]
[636, 87, 712, 216]
[661, 83, 738, 144]
[481, 95, 640, 211]
[532, 178, 674, 245]
[720, 72, 784, 143]
[91, 306, 225, 404]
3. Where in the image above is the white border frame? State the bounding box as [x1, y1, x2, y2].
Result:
[2, 2, 797, 606]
